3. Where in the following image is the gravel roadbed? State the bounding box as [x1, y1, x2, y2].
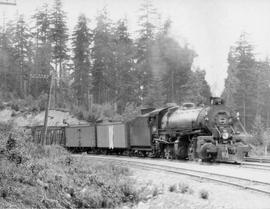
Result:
[123, 167, 270, 209]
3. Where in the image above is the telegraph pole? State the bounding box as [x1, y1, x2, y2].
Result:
[43, 74, 53, 144]
[26, 73, 52, 144]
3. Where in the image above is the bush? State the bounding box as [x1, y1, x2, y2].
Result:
[0, 126, 140, 208]
[178, 183, 193, 194]
[11, 102, 19, 112]
[199, 189, 209, 199]
[168, 184, 177, 192]
[152, 186, 159, 197]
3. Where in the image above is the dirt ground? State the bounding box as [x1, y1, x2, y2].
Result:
[126, 167, 270, 209]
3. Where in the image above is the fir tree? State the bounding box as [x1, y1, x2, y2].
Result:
[113, 19, 137, 113]
[91, 9, 114, 104]
[32, 3, 51, 47]
[50, 0, 69, 106]
[223, 32, 258, 130]
[8, 16, 33, 98]
[50, 0, 69, 82]
[135, 0, 158, 103]
[31, 3, 53, 97]
[72, 14, 92, 106]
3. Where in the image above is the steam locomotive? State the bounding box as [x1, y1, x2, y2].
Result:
[32, 97, 251, 162]
[141, 97, 251, 162]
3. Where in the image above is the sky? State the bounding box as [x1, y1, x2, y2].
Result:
[1, 0, 270, 96]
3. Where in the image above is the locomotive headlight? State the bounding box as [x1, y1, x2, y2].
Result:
[152, 126, 157, 132]
[222, 132, 229, 140]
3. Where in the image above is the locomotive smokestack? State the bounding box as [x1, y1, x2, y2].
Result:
[210, 97, 224, 105]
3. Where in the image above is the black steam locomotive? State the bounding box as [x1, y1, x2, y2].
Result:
[141, 97, 251, 162]
[32, 97, 251, 162]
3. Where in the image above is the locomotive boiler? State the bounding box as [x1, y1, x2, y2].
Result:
[147, 97, 251, 162]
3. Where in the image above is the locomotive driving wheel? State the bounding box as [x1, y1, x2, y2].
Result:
[164, 145, 174, 159]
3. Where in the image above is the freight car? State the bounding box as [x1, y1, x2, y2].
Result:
[31, 97, 251, 163]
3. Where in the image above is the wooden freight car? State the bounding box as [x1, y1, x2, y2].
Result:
[65, 125, 96, 148]
[96, 122, 128, 150]
[31, 120, 154, 155]
[128, 116, 152, 150]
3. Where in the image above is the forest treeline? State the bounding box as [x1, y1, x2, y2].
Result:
[223, 32, 270, 143]
[0, 0, 211, 116]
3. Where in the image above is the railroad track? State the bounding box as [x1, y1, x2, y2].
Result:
[80, 155, 270, 196]
[240, 162, 270, 171]
[244, 157, 270, 163]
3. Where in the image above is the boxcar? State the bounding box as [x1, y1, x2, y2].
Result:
[65, 125, 96, 148]
[128, 116, 152, 149]
[96, 122, 128, 149]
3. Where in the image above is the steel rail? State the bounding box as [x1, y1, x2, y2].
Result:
[128, 163, 270, 196]
[244, 157, 270, 163]
[240, 162, 270, 171]
[83, 155, 270, 196]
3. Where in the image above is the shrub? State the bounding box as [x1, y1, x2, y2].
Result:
[168, 184, 177, 192]
[152, 186, 159, 197]
[11, 102, 19, 111]
[0, 126, 141, 208]
[199, 189, 209, 199]
[178, 182, 193, 194]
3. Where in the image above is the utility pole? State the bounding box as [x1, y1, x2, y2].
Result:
[43, 74, 53, 145]
[27, 73, 52, 144]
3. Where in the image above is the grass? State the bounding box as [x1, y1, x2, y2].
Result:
[0, 125, 140, 208]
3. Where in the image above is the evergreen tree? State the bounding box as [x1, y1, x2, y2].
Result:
[8, 16, 33, 98]
[91, 9, 114, 104]
[31, 3, 53, 97]
[223, 32, 258, 130]
[32, 3, 51, 47]
[50, 0, 69, 83]
[72, 14, 92, 106]
[113, 19, 137, 113]
[222, 47, 241, 109]
[143, 75, 165, 107]
[0, 31, 16, 94]
[135, 0, 158, 103]
[182, 69, 211, 105]
[255, 60, 270, 128]
[49, 0, 69, 107]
